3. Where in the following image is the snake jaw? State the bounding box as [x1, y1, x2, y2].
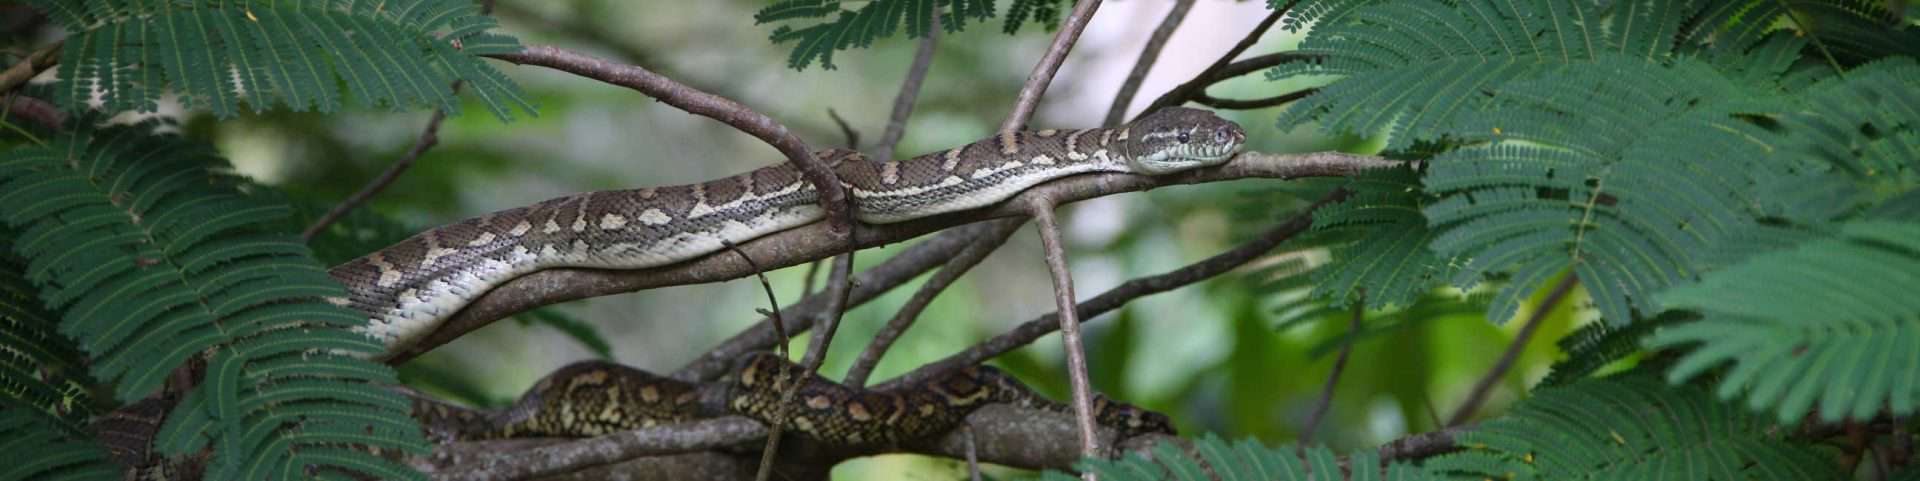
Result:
[1124, 107, 1247, 175]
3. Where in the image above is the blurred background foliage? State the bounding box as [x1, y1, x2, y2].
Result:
[140, 1, 1572, 478]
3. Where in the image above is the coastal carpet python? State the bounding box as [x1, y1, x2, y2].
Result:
[349, 107, 1245, 446]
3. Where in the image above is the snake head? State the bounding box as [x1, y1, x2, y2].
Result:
[1124, 107, 1246, 175]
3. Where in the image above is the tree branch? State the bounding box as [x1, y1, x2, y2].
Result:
[1027, 197, 1102, 458]
[486, 45, 852, 236]
[384, 152, 1394, 363]
[1001, 0, 1105, 132]
[1137, 1, 1303, 119]
[1103, 0, 1195, 127]
[874, 8, 940, 162]
[3, 94, 64, 129]
[878, 187, 1351, 390]
[843, 221, 1019, 387]
[303, 106, 451, 241]
[424, 417, 766, 481]
[1446, 273, 1579, 426]
[1191, 89, 1315, 110]
[1301, 300, 1362, 445]
[0, 41, 59, 95]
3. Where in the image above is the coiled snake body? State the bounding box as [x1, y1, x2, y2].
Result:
[340, 107, 1243, 443]
[410, 353, 1175, 445]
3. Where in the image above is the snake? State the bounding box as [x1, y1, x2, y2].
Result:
[407, 352, 1176, 445]
[325, 107, 1242, 443]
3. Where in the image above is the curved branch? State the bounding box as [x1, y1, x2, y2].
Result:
[1103, 0, 1196, 127]
[1192, 89, 1315, 110]
[384, 152, 1396, 363]
[1001, 0, 1105, 132]
[486, 45, 852, 236]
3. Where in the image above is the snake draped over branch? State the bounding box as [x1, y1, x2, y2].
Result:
[332, 107, 1245, 443]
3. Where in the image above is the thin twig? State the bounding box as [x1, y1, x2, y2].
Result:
[827, 108, 860, 150]
[1301, 299, 1362, 445]
[800, 259, 824, 298]
[1192, 89, 1315, 110]
[429, 417, 765, 481]
[0, 41, 59, 95]
[723, 241, 789, 357]
[1001, 0, 1105, 132]
[965, 426, 983, 481]
[874, 8, 940, 162]
[757, 250, 855, 481]
[1446, 273, 1579, 427]
[1028, 197, 1102, 459]
[1103, 0, 1195, 127]
[843, 222, 1019, 387]
[1137, 1, 1301, 119]
[488, 46, 852, 236]
[881, 189, 1347, 390]
[302, 106, 452, 241]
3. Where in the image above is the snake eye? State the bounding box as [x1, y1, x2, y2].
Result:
[1176, 132, 1190, 143]
[1214, 129, 1231, 143]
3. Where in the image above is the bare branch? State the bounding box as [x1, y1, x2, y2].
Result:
[1001, 0, 1105, 132]
[879, 187, 1351, 390]
[1137, 1, 1304, 119]
[826, 108, 860, 149]
[1103, 0, 1196, 127]
[0, 41, 59, 95]
[758, 250, 855, 481]
[1446, 273, 1579, 426]
[844, 221, 1019, 387]
[303, 106, 451, 241]
[3, 94, 64, 129]
[486, 45, 852, 236]
[874, 9, 940, 161]
[1301, 300, 1362, 445]
[424, 417, 765, 481]
[1192, 89, 1315, 110]
[385, 152, 1397, 363]
[722, 241, 790, 357]
[1027, 197, 1103, 459]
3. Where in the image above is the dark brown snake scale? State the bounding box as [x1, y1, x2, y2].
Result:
[409, 353, 1175, 446]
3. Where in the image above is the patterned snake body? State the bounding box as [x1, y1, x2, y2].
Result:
[328, 107, 1247, 357]
[411, 353, 1174, 445]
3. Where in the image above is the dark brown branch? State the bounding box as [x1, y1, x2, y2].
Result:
[422, 417, 765, 481]
[1213, 52, 1305, 82]
[0, 41, 59, 95]
[1028, 197, 1102, 458]
[1192, 89, 1315, 110]
[3, 95, 64, 129]
[1137, 1, 1302, 119]
[722, 241, 790, 356]
[874, 8, 940, 162]
[1446, 273, 1579, 426]
[671, 222, 1006, 381]
[879, 187, 1351, 390]
[303, 106, 451, 241]
[1001, 0, 1105, 132]
[826, 108, 860, 149]
[1301, 300, 1362, 445]
[843, 221, 1019, 387]
[386, 152, 1397, 363]
[1103, 0, 1195, 127]
[486, 45, 852, 236]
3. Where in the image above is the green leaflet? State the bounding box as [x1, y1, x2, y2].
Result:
[27, 0, 533, 120]
[1425, 374, 1840, 480]
[0, 125, 427, 480]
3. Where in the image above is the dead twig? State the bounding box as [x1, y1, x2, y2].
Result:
[1301, 299, 1362, 445]
[303, 105, 452, 241]
[1104, 0, 1196, 127]
[1446, 273, 1578, 426]
[874, 8, 941, 162]
[843, 221, 1020, 387]
[1001, 0, 1105, 132]
[1028, 196, 1102, 459]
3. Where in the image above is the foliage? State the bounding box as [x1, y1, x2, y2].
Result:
[1425, 374, 1840, 480]
[0, 406, 119, 481]
[755, 0, 1064, 70]
[0, 125, 427, 480]
[1309, 166, 1456, 310]
[1648, 221, 1920, 423]
[1032, 434, 1441, 481]
[29, 0, 532, 120]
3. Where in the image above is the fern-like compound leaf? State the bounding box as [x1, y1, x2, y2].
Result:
[0, 125, 428, 480]
[27, 0, 533, 120]
[1648, 221, 1920, 423]
[0, 406, 118, 481]
[758, 0, 1061, 70]
[1033, 433, 1442, 481]
[1310, 166, 1458, 309]
[1426, 374, 1840, 480]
